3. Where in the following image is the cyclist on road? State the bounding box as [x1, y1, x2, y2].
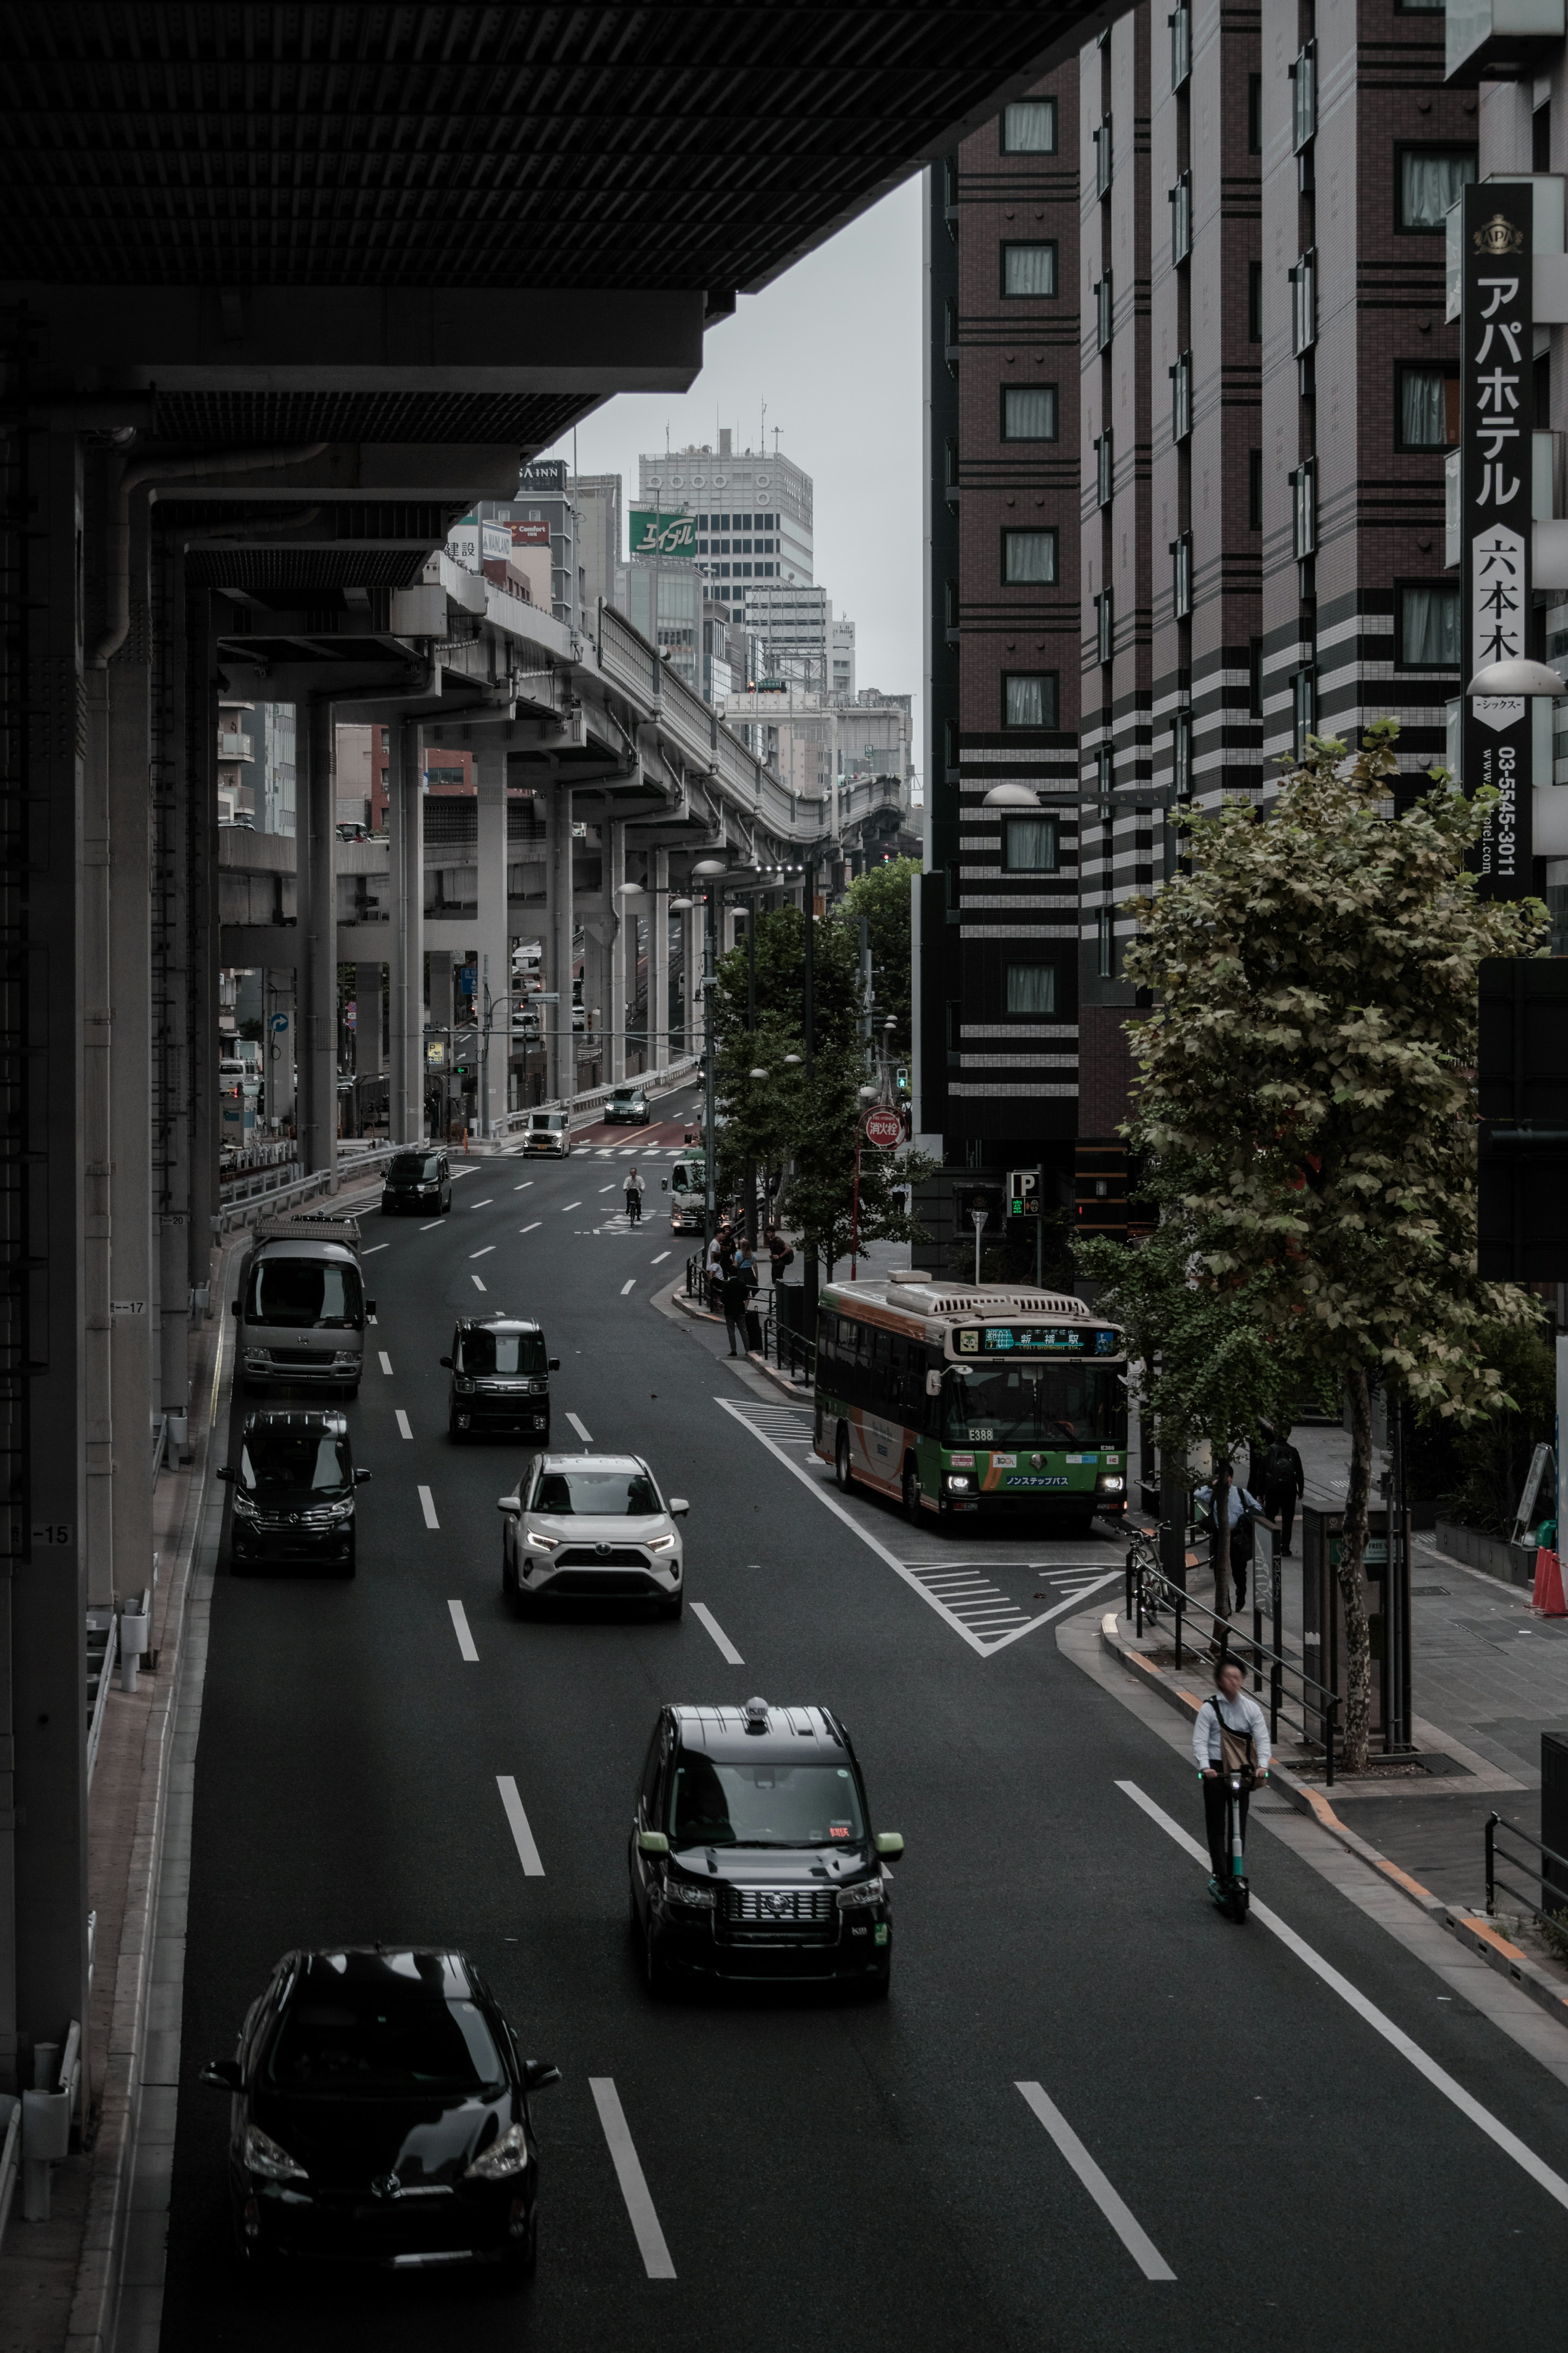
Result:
[1194, 1659, 1271, 1900]
[624, 1166, 644, 1225]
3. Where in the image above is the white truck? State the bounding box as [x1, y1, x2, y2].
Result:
[232, 1212, 374, 1397]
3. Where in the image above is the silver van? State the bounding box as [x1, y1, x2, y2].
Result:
[233, 1214, 373, 1398]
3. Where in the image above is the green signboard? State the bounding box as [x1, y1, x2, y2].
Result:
[629, 509, 697, 558]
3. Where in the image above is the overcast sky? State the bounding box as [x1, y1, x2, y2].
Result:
[536, 175, 924, 785]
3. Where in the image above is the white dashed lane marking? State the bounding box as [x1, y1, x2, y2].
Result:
[470, 1245, 495, 1260]
[519, 1222, 541, 1235]
[1014, 2083, 1175, 2282]
[471, 1275, 488, 1292]
[561, 1200, 582, 1211]
[395, 1410, 412, 1441]
[448, 1599, 479, 1662]
[496, 1775, 545, 1876]
[650, 1251, 670, 1265]
[692, 1602, 744, 1665]
[589, 2079, 675, 2279]
[420, 1220, 443, 1230]
[417, 1485, 439, 1529]
[469, 1198, 494, 1208]
[621, 1280, 637, 1296]
[566, 1411, 593, 1445]
[363, 1242, 388, 1255]
[378, 1352, 393, 1376]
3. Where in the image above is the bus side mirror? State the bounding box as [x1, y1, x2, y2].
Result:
[660, 1180, 669, 1192]
[365, 1300, 376, 1318]
[548, 1358, 560, 1371]
[439, 1356, 453, 1369]
[231, 1300, 241, 1317]
[926, 1370, 942, 1397]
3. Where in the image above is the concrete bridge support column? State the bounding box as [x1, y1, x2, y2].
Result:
[298, 698, 339, 1178]
[108, 663, 155, 1610]
[648, 848, 669, 1075]
[606, 820, 627, 1086]
[388, 716, 424, 1146]
[546, 784, 575, 1104]
[474, 741, 509, 1136]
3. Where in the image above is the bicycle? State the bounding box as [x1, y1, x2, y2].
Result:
[1125, 1521, 1166, 1630]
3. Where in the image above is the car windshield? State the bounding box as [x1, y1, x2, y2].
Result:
[239, 1430, 352, 1497]
[532, 1467, 662, 1516]
[389, 1154, 439, 1181]
[528, 1114, 566, 1132]
[457, 1328, 548, 1376]
[941, 1364, 1125, 1449]
[267, 1990, 504, 2095]
[668, 1757, 866, 1849]
[244, 1257, 364, 1330]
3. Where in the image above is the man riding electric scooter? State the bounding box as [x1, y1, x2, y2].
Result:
[1194, 1657, 1270, 1920]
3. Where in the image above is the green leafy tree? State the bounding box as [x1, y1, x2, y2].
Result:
[711, 901, 860, 1056]
[1116, 721, 1547, 1767]
[839, 856, 920, 1054]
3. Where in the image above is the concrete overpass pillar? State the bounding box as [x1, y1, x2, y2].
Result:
[82, 676, 115, 1612]
[6, 427, 89, 2099]
[354, 964, 383, 1079]
[606, 820, 627, 1086]
[648, 848, 669, 1074]
[156, 549, 191, 1442]
[299, 698, 339, 1177]
[546, 783, 575, 1103]
[474, 740, 509, 1136]
[108, 664, 155, 1610]
[682, 895, 699, 1062]
[388, 716, 424, 1146]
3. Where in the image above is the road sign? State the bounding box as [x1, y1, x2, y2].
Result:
[1007, 1169, 1040, 1217]
[864, 1107, 902, 1149]
[970, 1207, 989, 1230]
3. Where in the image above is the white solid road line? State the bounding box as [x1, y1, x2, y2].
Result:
[1014, 2082, 1175, 2281]
[496, 1775, 545, 1876]
[620, 1279, 637, 1296]
[561, 1200, 582, 1211]
[447, 1599, 479, 1662]
[378, 1352, 392, 1375]
[566, 1411, 593, 1445]
[692, 1602, 744, 1665]
[417, 1485, 439, 1528]
[395, 1410, 413, 1441]
[514, 1181, 533, 1190]
[470, 1245, 495, 1259]
[363, 1242, 388, 1255]
[588, 2079, 676, 2279]
[519, 1222, 541, 1235]
[650, 1250, 670, 1265]
[1116, 1780, 1568, 2215]
[472, 1275, 487, 1291]
[469, 1197, 494, 1207]
[419, 1220, 443, 1231]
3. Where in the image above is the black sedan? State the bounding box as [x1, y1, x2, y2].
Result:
[381, 1149, 452, 1214]
[200, 1946, 559, 2274]
[628, 1699, 904, 1995]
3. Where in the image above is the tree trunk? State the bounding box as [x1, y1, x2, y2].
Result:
[1213, 1483, 1232, 1632]
[1339, 1367, 1374, 1772]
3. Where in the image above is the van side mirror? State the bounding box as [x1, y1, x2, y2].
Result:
[215, 1466, 235, 1483]
[231, 1300, 241, 1317]
[875, 1832, 904, 1860]
[439, 1356, 453, 1369]
[200, 2058, 242, 2091]
[637, 1831, 670, 1856]
[548, 1358, 560, 1372]
[354, 1468, 372, 1485]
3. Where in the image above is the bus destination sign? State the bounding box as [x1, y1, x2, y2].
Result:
[957, 1325, 1088, 1356]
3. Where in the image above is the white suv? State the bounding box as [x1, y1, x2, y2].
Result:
[499, 1454, 688, 1619]
[521, 1111, 572, 1157]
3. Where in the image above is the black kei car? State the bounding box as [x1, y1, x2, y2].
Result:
[381, 1149, 452, 1215]
[200, 1946, 559, 2275]
[628, 1699, 904, 1997]
[218, 1410, 371, 1576]
[441, 1317, 559, 1441]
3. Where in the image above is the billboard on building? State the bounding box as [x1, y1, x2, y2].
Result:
[509, 520, 550, 546]
[629, 509, 697, 557]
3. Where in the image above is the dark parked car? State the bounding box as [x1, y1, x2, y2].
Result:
[200, 1946, 559, 2273]
[218, 1410, 371, 1576]
[604, 1085, 650, 1125]
[441, 1317, 558, 1441]
[381, 1149, 452, 1215]
[628, 1699, 903, 1995]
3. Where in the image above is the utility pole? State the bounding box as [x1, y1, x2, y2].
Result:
[744, 899, 757, 1246]
[803, 848, 817, 1331]
[703, 885, 717, 1255]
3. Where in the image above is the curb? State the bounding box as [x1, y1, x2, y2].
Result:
[664, 1284, 813, 1402]
[1097, 1610, 1568, 2033]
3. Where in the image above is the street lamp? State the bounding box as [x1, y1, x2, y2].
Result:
[690, 859, 728, 1251]
[1466, 658, 1564, 697]
[982, 781, 1043, 809]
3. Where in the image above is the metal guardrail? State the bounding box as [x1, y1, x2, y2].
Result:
[494, 1057, 702, 1139]
[85, 1609, 118, 1788]
[213, 1145, 402, 1232]
[597, 600, 662, 700]
[1486, 1814, 1568, 1930]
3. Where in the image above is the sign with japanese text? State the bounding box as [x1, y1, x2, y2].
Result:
[629, 509, 697, 558]
[1461, 181, 1534, 897]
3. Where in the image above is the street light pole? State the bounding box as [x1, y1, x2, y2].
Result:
[803, 848, 818, 1331]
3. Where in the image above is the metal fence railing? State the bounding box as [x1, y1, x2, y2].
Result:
[494, 1055, 701, 1139]
[1486, 1815, 1568, 1933]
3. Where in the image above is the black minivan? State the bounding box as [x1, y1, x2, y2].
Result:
[442, 1317, 558, 1441]
[381, 1150, 452, 1215]
[219, 1409, 372, 1576]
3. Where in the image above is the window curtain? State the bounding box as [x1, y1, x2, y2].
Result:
[1004, 531, 1058, 584]
[1004, 101, 1056, 152]
[1004, 243, 1056, 296]
[1400, 151, 1475, 230]
[1004, 674, 1056, 728]
[1004, 386, 1058, 440]
[1004, 818, 1059, 872]
[1401, 369, 1449, 446]
[1006, 964, 1057, 1015]
[1401, 587, 1461, 666]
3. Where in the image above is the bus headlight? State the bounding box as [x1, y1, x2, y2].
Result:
[944, 1474, 973, 1493]
[1097, 1475, 1125, 1492]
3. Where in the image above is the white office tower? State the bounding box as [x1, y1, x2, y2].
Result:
[831, 617, 855, 699]
[639, 427, 813, 602]
[573, 473, 621, 615]
[746, 584, 835, 694]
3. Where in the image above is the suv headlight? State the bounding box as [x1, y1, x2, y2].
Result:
[454, 1376, 476, 1395]
[465, 2121, 529, 2179]
[523, 1528, 559, 1554]
[661, 1876, 715, 1909]
[646, 1532, 677, 1554]
[243, 2123, 307, 2182]
[232, 1493, 260, 1521]
[837, 1880, 884, 1912]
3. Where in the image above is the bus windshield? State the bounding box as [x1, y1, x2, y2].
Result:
[942, 1363, 1124, 1450]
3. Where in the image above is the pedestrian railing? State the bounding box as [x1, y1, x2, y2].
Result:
[1485, 1815, 1568, 1932]
[761, 1305, 815, 1387]
[1123, 1541, 1342, 1786]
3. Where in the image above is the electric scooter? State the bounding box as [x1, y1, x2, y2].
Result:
[1210, 1766, 1251, 1923]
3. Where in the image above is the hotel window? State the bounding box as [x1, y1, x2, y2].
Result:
[1002, 100, 1058, 152]
[1171, 350, 1192, 442]
[1003, 816, 1060, 871]
[1095, 116, 1114, 198]
[1291, 42, 1316, 152]
[1249, 448, 1263, 530]
[1096, 589, 1114, 666]
[1002, 385, 1059, 440]
[1248, 72, 1262, 153]
[1171, 5, 1192, 89]
[1002, 243, 1058, 297]
[1096, 909, 1116, 979]
[1006, 962, 1058, 1014]
[1290, 250, 1316, 357]
[1172, 533, 1193, 620]
[1397, 584, 1462, 667]
[1096, 430, 1114, 508]
[1170, 173, 1192, 266]
[1292, 667, 1316, 758]
[1249, 259, 1263, 343]
[1002, 671, 1058, 729]
[1396, 365, 1461, 448]
[1173, 709, 1192, 797]
[1003, 529, 1058, 584]
[1096, 271, 1114, 351]
[1397, 148, 1477, 230]
[1290, 459, 1316, 560]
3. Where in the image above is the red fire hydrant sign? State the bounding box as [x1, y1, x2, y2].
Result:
[864, 1108, 902, 1149]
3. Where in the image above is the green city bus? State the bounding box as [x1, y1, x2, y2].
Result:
[812, 1274, 1128, 1533]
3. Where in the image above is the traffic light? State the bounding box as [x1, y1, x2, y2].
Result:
[1007, 1170, 1040, 1218]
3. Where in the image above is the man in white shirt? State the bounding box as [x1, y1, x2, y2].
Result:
[1193, 1658, 1272, 1896]
[1194, 1460, 1263, 1614]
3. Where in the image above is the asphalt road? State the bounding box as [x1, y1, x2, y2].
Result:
[159, 1084, 1568, 2350]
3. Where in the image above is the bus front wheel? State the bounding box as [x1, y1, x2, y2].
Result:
[902, 1461, 922, 1523]
[834, 1424, 855, 1493]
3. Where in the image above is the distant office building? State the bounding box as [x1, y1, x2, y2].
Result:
[476, 461, 579, 629]
[613, 554, 702, 693]
[832, 616, 857, 698]
[258, 703, 296, 835]
[746, 583, 835, 694]
[573, 472, 622, 616]
[702, 598, 754, 705]
[217, 696, 256, 826]
[721, 687, 912, 799]
[640, 426, 813, 591]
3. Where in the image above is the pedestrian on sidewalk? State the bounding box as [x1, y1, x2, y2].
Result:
[765, 1225, 795, 1287]
[1194, 1460, 1262, 1618]
[1258, 1426, 1305, 1556]
[624, 1165, 644, 1225]
[1193, 1659, 1271, 1896]
[719, 1259, 752, 1358]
